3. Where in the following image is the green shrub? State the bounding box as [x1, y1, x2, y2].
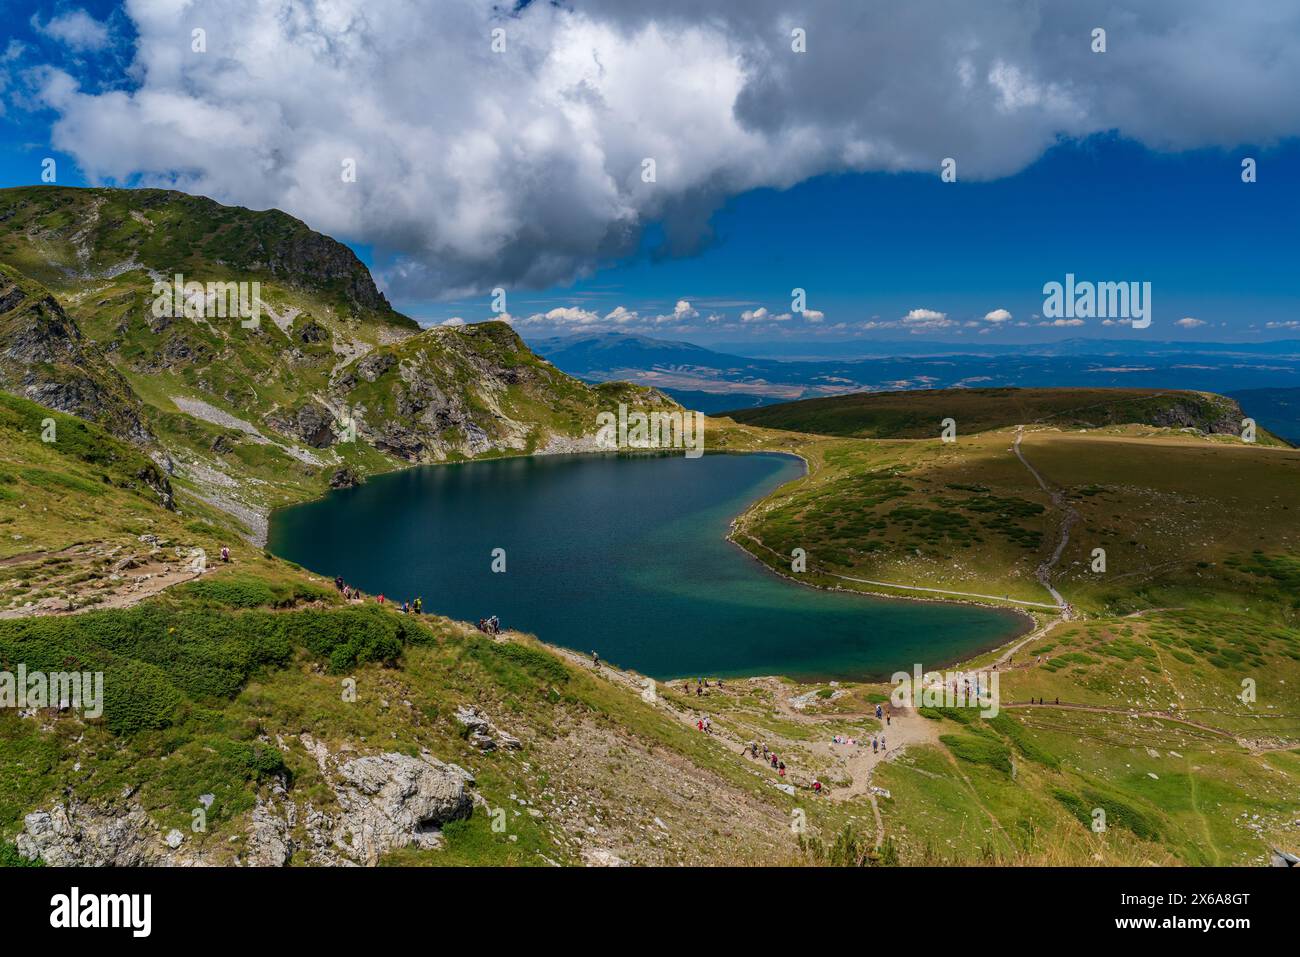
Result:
[280, 606, 404, 672]
[0, 842, 40, 867]
[491, 641, 571, 686]
[185, 576, 279, 608]
[940, 734, 1012, 774]
[986, 712, 1060, 769]
[214, 740, 289, 782]
[460, 636, 571, 696]
[1052, 786, 1163, 841]
[184, 575, 329, 609]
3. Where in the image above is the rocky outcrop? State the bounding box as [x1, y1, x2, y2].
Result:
[356, 351, 396, 383]
[295, 402, 338, 448]
[331, 753, 474, 863]
[581, 847, 628, 867]
[297, 319, 330, 344]
[330, 323, 663, 464]
[1147, 393, 1244, 436]
[284, 734, 475, 866]
[0, 263, 154, 446]
[455, 705, 523, 752]
[247, 794, 294, 867]
[264, 401, 337, 449]
[135, 461, 176, 510]
[253, 212, 398, 319]
[16, 738, 476, 867]
[16, 801, 199, 866]
[329, 466, 360, 489]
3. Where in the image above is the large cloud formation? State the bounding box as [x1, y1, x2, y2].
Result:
[32, 0, 1300, 299]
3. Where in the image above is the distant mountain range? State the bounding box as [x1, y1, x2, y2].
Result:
[703, 337, 1300, 360]
[530, 331, 1300, 425]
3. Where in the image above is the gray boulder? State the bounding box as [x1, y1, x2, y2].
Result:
[331, 752, 473, 864]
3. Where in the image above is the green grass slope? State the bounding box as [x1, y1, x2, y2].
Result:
[732, 426, 1300, 615]
[0, 185, 411, 327]
[0, 561, 824, 867]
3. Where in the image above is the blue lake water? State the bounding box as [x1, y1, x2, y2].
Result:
[267, 452, 1027, 681]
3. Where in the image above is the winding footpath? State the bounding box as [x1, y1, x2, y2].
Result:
[1012, 427, 1076, 616]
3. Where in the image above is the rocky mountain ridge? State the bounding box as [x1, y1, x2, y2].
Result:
[0, 186, 676, 540]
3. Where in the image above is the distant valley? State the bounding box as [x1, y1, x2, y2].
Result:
[531, 332, 1300, 430]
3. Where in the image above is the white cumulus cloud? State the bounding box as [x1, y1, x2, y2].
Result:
[28, 0, 1300, 299]
[32, 9, 111, 52]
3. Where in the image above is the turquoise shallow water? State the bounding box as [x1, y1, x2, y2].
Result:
[267, 452, 1027, 681]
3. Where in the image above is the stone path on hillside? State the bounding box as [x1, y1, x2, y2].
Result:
[0, 553, 207, 619]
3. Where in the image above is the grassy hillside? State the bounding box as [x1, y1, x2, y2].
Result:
[877, 612, 1300, 866]
[0, 185, 411, 326]
[724, 386, 1276, 443]
[0, 574, 831, 866]
[709, 407, 1300, 865]
[0, 389, 251, 614]
[727, 422, 1300, 615]
[0, 396, 1295, 867]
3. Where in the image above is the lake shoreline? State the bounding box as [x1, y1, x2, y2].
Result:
[719, 448, 1038, 680]
[268, 443, 1038, 684]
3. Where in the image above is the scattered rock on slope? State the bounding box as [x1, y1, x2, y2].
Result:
[455, 704, 523, 752]
[0, 263, 154, 445]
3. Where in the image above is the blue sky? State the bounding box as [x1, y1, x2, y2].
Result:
[2, 1, 1298, 345]
[429, 135, 1300, 344]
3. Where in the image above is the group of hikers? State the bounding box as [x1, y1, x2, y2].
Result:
[744, 740, 789, 777]
[830, 705, 892, 753]
[328, 574, 511, 632]
[858, 703, 890, 753]
[731, 700, 903, 796]
[681, 677, 724, 697]
[331, 575, 423, 615]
